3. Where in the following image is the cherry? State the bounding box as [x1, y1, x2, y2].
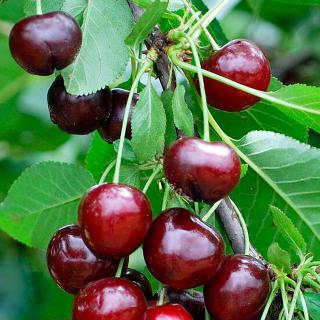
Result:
[195, 39, 271, 112]
[122, 268, 153, 300]
[98, 89, 139, 143]
[46, 225, 119, 294]
[9, 12, 82, 76]
[164, 288, 205, 320]
[78, 183, 152, 258]
[143, 208, 225, 289]
[73, 277, 147, 320]
[47, 76, 112, 134]
[204, 254, 270, 320]
[164, 137, 241, 204]
[146, 304, 193, 320]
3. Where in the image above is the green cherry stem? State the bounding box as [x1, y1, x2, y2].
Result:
[113, 58, 153, 184]
[280, 278, 290, 319]
[202, 200, 222, 222]
[115, 258, 125, 278]
[260, 280, 280, 320]
[162, 182, 170, 211]
[157, 287, 166, 306]
[194, 202, 200, 215]
[302, 276, 320, 290]
[169, 52, 320, 116]
[36, 0, 43, 15]
[288, 275, 303, 320]
[99, 160, 116, 184]
[143, 164, 163, 194]
[205, 309, 211, 320]
[299, 291, 310, 320]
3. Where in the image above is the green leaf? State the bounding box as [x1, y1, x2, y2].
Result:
[270, 206, 307, 255]
[161, 90, 177, 147]
[119, 164, 141, 188]
[267, 242, 291, 273]
[61, 0, 133, 95]
[85, 132, 116, 182]
[241, 164, 248, 178]
[0, 162, 95, 249]
[270, 84, 320, 134]
[131, 80, 166, 162]
[132, 0, 184, 11]
[172, 85, 194, 137]
[0, 0, 24, 22]
[113, 139, 137, 162]
[271, 0, 320, 5]
[24, 0, 63, 15]
[126, 0, 168, 49]
[297, 292, 320, 320]
[233, 131, 319, 257]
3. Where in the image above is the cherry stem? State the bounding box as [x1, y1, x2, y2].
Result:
[169, 52, 320, 116]
[115, 258, 125, 278]
[162, 182, 170, 210]
[113, 59, 153, 184]
[205, 309, 211, 320]
[299, 291, 310, 320]
[260, 280, 280, 320]
[230, 199, 250, 255]
[302, 276, 320, 290]
[157, 287, 166, 306]
[36, 0, 43, 14]
[280, 278, 290, 319]
[194, 202, 199, 215]
[288, 274, 303, 320]
[188, 0, 229, 41]
[142, 164, 162, 194]
[302, 268, 320, 283]
[202, 200, 222, 222]
[99, 160, 116, 184]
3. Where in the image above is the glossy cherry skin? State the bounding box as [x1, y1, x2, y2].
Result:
[204, 254, 270, 320]
[146, 304, 193, 320]
[143, 208, 225, 289]
[9, 12, 82, 75]
[164, 138, 241, 204]
[48, 76, 112, 134]
[98, 89, 139, 143]
[47, 225, 119, 294]
[79, 183, 152, 258]
[73, 277, 147, 320]
[164, 288, 205, 320]
[195, 39, 271, 112]
[122, 268, 153, 300]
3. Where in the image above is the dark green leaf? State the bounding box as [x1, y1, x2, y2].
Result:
[172, 85, 194, 137]
[113, 139, 137, 162]
[270, 206, 307, 255]
[161, 90, 177, 146]
[126, 0, 168, 49]
[267, 242, 291, 273]
[297, 292, 320, 320]
[131, 80, 166, 162]
[271, 0, 320, 5]
[0, 162, 95, 249]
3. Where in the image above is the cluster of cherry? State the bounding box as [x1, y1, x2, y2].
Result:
[8, 8, 273, 320]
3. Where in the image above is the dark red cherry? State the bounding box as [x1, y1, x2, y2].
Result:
[47, 225, 119, 294]
[9, 12, 82, 75]
[47, 76, 112, 134]
[204, 255, 270, 320]
[98, 89, 139, 143]
[164, 138, 241, 204]
[143, 208, 225, 289]
[146, 304, 193, 320]
[165, 288, 205, 320]
[122, 268, 153, 300]
[195, 39, 271, 112]
[73, 277, 147, 320]
[79, 183, 152, 258]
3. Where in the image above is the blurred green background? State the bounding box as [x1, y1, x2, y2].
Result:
[0, 0, 320, 319]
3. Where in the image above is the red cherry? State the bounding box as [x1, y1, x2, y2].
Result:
[79, 183, 152, 258]
[204, 255, 270, 320]
[9, 12, 82, 75]
[146, 304, 193, 320]
[195, 39, 271, 112]
[98, 89, 139, 143]
[73, 277, 147, 320]
[164, 137, 241, 204]
[47, 225, 119, 294]
[47, 76, 112, 134]
[143, 208, 225, 289]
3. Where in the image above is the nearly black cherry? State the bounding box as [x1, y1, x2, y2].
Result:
[47, 76, 112, 134]
[204, 254, 270, 320]
[73, 277, 147, 320]
[195, 39, 271, 112]
[143, 208, 225, 289]
[78, 183, 152, 258]
[9, 12, 82, 75]
[47, 225, 119, 294]
[164, 137, 241, 204]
